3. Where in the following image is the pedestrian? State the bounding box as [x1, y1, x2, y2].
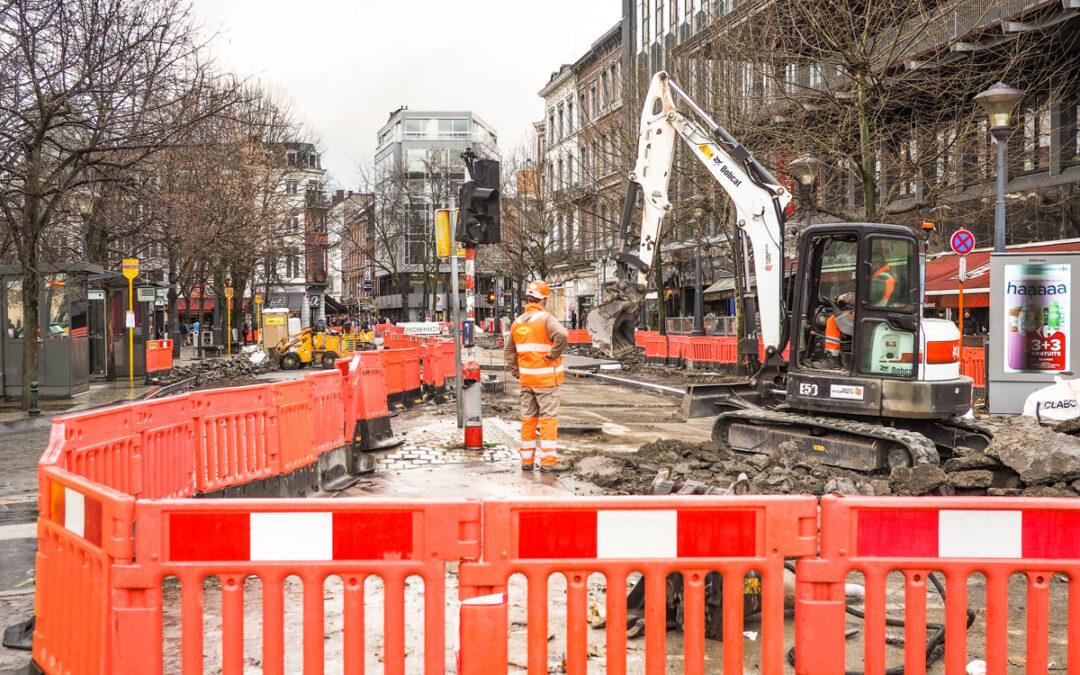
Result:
[503, 280, 569, 472]
[571, 309, 578, 330]
[179, 321, 189, 347]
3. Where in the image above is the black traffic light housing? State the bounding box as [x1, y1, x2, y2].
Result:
[457, 150, 501, 245]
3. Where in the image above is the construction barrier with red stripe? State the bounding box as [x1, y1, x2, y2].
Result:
[145, 339, 173, 374]
[458, 496, 818, 675]
[797, 495, 1080, 675]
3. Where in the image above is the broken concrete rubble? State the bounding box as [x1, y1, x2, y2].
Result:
[568, 413, 1080, 497]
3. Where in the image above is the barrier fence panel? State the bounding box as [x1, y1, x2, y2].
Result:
[797, 495, 1080, 675]
[45, 405, 142, 496]
[134, 394, 196, 499]
[458, 496, 818, 675]
[271, 379, 317, 473]
[191, 385, 279, 493]
[121, 498, 482, 675]
[305, 369, 347, 454]
[33, 466, 135, 675]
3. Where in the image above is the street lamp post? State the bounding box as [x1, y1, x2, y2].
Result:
[788, 155, 819, 230]
[974, 82, 1023, 253]
[692, 206, 707, 337]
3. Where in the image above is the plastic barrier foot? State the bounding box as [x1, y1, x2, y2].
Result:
[11, 662, 43, 675]
[353, 417, 402, 452]
[2, 616, 33, 651]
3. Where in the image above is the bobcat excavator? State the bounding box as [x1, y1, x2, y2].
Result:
[587, 72, 990, 471]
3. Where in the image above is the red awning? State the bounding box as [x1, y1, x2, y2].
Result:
[923, 238, 1080, 307]
[177, 298, 215, 312]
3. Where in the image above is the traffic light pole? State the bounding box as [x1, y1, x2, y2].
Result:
[450, 223, 464, 429]
[461, 245, 483, 449]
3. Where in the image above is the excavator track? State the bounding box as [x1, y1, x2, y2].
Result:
[712, 407, 941, 472]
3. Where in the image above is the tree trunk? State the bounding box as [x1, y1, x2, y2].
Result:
[857, 79, 878, 220]
[20, 262, 41, 408]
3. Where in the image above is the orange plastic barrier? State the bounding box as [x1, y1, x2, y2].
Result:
[133, 395, 197, 499]
[382, 348, 406, 410]
[335, 351, 397, 451]
[797, 495, 1080, 675]
[33, 466, 135, 675]
[398, 346, 423, 406]
[112, 498, 482, 675]
[191, 384, 278, 493]
[962, 345, 986, 392]
[458, 496, 818, 675]
[145, 339, 173, 374]
[437, 339, 456, 384]
[272, 379, 316, 473]
[566, 328, 591, 344]
[305, 369, 346, 454]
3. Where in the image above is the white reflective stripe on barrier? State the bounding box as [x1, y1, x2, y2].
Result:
[597, 510, 677, 558]
[251, 512, 333, 561]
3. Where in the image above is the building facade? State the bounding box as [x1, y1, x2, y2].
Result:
[371, 109, 503, 321]
[536, 23, 626, 326]
[253, 142, 329, 327]
[329, 190, 376, 314]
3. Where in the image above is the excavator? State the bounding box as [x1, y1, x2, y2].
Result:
[587, 72, 990, 471]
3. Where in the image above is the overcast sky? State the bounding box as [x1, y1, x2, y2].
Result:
[191, 0, 618, 190]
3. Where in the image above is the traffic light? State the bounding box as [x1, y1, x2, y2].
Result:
[457, 154, 501, 245]
[487, 291, 496, 304]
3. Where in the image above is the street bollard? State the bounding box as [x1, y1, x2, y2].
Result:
[28, 380, 40, 417]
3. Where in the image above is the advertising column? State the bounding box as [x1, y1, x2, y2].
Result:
[989, 253, 1080, 413]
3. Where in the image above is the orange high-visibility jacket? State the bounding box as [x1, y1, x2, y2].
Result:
[511, 303, 565, 388]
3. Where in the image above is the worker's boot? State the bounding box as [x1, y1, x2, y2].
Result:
[813, 352, 843, 370]
[539, 461, 570, 473]
[520, 461, 536, 471]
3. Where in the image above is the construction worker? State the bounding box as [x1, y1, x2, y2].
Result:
[821, 264, 897, 369]
[503, 280, 569, 472]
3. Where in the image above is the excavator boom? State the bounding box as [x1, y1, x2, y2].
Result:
[586, 72, 791, 358]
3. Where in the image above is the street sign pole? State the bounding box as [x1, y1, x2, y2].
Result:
[958, 256, 966, 342]
[224, 285, 234, 356]
[121, 258, 139, 385]
[450, 212, 464, 429]
[949, 228, 975, 343]
[254, 292, 264, 348]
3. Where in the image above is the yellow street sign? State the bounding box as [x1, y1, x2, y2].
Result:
[121, 258, 139, 281]
[435, 209, 454, 259]
[224, 286, 234, 299]
[254, 292, 264, 305]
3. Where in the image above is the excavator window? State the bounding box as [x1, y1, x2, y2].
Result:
[857, 235, 918, 377]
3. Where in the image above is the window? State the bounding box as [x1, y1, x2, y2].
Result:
[600, 71, 609, 109]
[579, 93, 587, 124]
[6, 280, 22, 338]
[567, 100, 574, 132]
[612, 63, 621, 101]
[405, 118, 427, 139]
[558, 105, 564, 139]
[864, 237, 914, 310]
[784, 63, 798, 93]
[580, 146, 588, 183]
[590, 85, 598, 118]
[285, 179, 298, 194]
[640, 0, 650, 52]
[655, 0, 664, 40]
[437, 118, 469, 139]
[809, 63, 825, 90]
[548, 112, 555, 145]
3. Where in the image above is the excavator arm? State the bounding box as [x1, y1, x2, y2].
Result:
[587, 71, 792, 359]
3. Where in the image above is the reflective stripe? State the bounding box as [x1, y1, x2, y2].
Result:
[519, 365, 565, 375]
[516, 343, 553, 353]
[519, 439, 537, 448]
[539, 440, 558, 449]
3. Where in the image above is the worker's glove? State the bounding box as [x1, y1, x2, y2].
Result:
[511, 370, 520, 379]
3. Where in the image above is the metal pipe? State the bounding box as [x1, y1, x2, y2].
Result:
[692, 252, 705, 336]
[992, 127, 1009, 253]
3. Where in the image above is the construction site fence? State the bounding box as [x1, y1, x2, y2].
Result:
[30, 482, 1080, 674]
[634, 330, 986, 386]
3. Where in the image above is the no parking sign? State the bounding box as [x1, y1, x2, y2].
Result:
[950, 228, 975, 256]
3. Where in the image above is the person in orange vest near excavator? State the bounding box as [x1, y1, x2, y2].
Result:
[503, 280, 569, 472]
[821, 263, 897, 369]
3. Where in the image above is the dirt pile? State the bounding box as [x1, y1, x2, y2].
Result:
[570, 416, 1080, 497]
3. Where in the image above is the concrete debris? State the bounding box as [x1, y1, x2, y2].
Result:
[985, 416, 1080, 485]
[570, 414, 1080, 497]
[153, 351, 275, 389]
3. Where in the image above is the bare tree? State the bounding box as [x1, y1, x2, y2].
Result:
[0, 0, 238, 405]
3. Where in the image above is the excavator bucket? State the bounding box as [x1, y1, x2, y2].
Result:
[586, 281, 646, 358]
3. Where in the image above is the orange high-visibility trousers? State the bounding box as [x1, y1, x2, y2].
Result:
[824, 314, 843, 354]
[520, 387, 561, 467]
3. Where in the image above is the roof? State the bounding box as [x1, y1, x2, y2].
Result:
[925, 238, 1080, 296]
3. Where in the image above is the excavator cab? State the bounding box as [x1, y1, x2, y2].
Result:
[785, 223, 970, 420]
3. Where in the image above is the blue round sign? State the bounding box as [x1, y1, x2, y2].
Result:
[950, 228, 975, 256]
